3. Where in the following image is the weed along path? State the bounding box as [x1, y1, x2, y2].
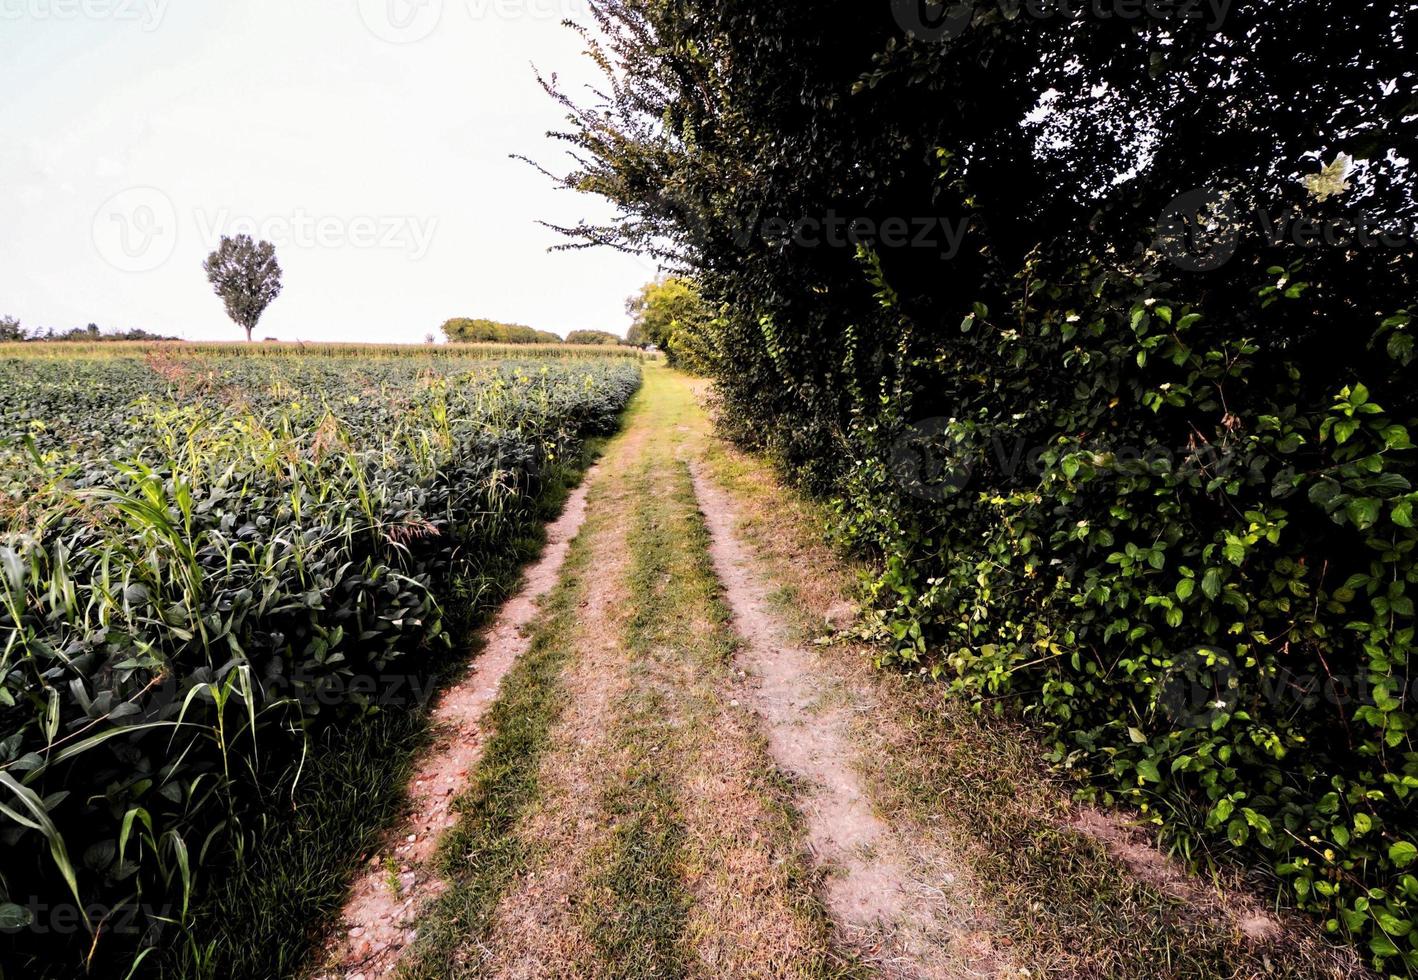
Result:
[315, 364, 1363, 980]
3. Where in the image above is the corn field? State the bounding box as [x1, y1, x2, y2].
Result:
[0, 345, 640, 977]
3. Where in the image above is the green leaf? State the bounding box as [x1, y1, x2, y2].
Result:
[1387, 331, 1413, 364]
[1390, 841, 1418, 868]
[1202, 568, 1223, 600]
[0, 903, 32, 930]
[1347, 497, 1382, 529]
[0, 773, 86, 925]
[1392, 499, 1414, 528]
[1369, 934, 1400, 958]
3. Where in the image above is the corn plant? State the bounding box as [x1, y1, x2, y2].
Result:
[0, 348, 640, 977]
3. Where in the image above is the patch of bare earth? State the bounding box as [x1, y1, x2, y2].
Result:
[313, 471, 598, 980]
[1066, 807, 1281, 943]
[689, 463, 1005, 980]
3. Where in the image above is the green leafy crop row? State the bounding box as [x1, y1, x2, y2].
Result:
[0, 350, 640, 976]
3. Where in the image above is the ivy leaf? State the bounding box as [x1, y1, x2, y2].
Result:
[1389, 841, 1418, 868]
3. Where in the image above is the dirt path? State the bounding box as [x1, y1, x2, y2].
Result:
[690, 463, 999, 979]
[313, 364, 1361, 980]
[400, 367, 849, 978]
[314, 472, 597, 979]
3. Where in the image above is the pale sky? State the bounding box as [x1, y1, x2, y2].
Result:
[0, 0, 658, 342]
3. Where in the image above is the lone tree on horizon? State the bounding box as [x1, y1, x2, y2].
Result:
[203, 234, 283, 342]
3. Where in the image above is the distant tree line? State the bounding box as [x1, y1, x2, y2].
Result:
[440, 318, 565, 344]
[0, 317, 179, 342]
[564, 329, 627, 346]
[441, 319, 632, 346]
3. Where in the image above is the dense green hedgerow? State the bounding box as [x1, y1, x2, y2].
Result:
[0, 349, 640, 976]
[536, 0, 1417, 970]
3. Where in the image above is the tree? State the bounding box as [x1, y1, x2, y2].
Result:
[203, 235, 283, 342]
[0, 316, 24, 342]
[625, 277, 714, 371]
